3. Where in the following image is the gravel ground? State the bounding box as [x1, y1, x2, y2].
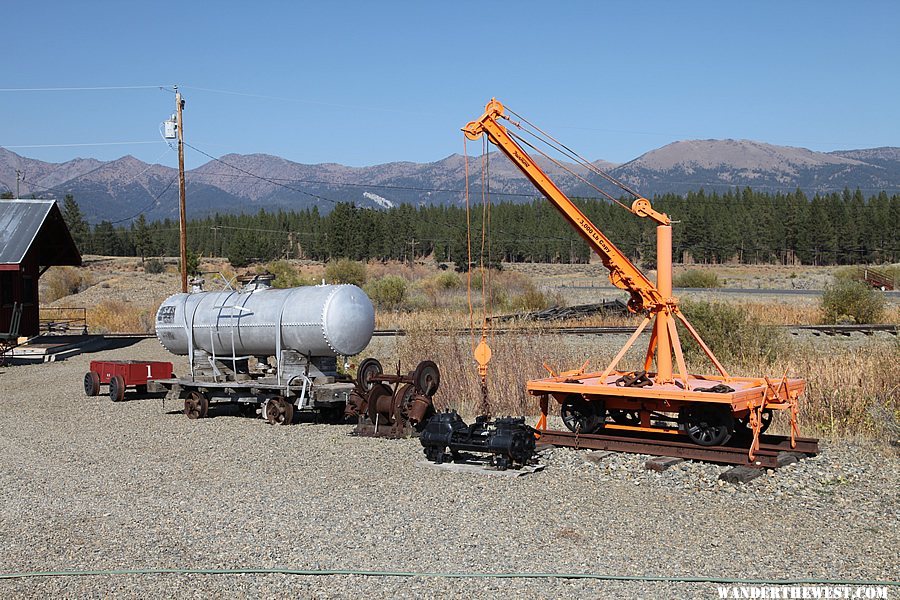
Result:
[1, 339, 898, 599]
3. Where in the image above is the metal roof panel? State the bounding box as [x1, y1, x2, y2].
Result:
[0, 199, 81, 266]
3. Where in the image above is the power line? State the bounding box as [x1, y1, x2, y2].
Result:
[2, 141, 162, 149]
[183, 142, 340, 206]
[0, 85, 166, 92]
[192, 171, 540, 198]
[105, 177, 179, 225]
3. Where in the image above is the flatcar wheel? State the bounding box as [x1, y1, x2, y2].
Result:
[736, 409, 774, 436]
[84, 372, 100, 396]
[608, 409, 640, 427]
[109, 375, 126, 402]
[560, 395, 604, 434]
[183, 391, 209, 420]
[266, 397, 294, 426]
[680, 405, 733, 446]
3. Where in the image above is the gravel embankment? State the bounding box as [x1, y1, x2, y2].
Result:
[1, 339, 897, 599]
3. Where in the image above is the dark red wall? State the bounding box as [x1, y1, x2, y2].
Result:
[0, 251, 40, 338]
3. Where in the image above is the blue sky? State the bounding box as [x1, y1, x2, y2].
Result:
[3, 1, 898, 170]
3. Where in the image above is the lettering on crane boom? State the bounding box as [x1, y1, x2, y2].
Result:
[578, 217, 612, 254]
[511, 149, 530, 168]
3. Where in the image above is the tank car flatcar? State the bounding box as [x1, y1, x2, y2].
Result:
[149, 276, 375, 424]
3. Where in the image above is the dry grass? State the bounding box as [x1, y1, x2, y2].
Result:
[41, 267, 94, 302]
[741, 302, 820, 325]
[88, 300, 156, 334]
[781, 340, 900, 440]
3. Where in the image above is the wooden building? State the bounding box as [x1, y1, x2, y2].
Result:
[0, 200, 82, 338]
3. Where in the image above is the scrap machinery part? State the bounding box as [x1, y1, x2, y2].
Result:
[419, 411, 536, 471]
[351, 358, 441, 438]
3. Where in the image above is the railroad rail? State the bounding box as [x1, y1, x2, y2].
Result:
[97, 324, 897, 339]
[537, 428, 819, 469]
[371, 323, 896, 338]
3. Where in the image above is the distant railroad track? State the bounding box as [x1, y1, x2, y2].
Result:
[98, 324, 898, 340]
[554, 285, 900, 299]
[372, 323, 898, 337]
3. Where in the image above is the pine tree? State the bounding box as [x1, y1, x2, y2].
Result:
[132, 214, 152, 262]
[62, 195, 90, 254]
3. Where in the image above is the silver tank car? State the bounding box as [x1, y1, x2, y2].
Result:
[155, 283, 375, 359]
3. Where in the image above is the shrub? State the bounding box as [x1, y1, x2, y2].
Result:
[510, 282, 550, 312]
[144, 258, 165, 274]
[264, 260, 313, 289]
[419, 272, 462, 307]
[435, 271, 461, 290]
[88, 300, 155, 334]
[365, 275, 407, 310]
[678, 300, 785, 365]
[42, 267, 94, 302]
[674, 269, 721, 288]
[325, 259, 366, 287]
[821, 280, 885, 324]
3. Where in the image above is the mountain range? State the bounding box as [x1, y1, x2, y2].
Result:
[1, 140, 898, 223]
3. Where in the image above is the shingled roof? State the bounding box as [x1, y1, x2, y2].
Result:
[0, 199, 81, 267]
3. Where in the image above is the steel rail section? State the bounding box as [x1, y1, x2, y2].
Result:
[536, 429, 819, 469]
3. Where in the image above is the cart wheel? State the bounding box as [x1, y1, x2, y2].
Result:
[265, 396, 294, 425]
[560, 395, 605, 434]
[84, 372, 100, 396]
[109, 375, 126, 402]
[183, 391, 209, 420]
[680, 405, 734, 446]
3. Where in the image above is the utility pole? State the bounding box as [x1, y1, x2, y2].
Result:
[175, 85, 188, 292]
[408, 238, 418, 266]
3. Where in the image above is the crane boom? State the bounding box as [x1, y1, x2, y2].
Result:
[463, 99, 663, 314]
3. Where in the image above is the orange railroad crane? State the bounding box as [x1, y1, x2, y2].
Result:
[463, 99, 805, 455]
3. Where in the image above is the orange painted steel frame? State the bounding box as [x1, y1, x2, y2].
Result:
[463, 99, 806, 451]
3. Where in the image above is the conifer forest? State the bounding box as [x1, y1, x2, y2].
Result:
[63, 187, 899, 268]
